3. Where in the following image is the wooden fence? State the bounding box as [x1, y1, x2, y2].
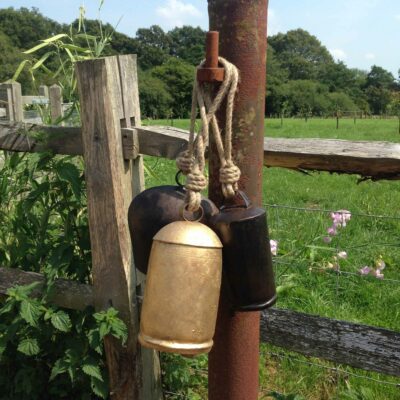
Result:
[0, 55, 399, 399]
[0, 82, 64, 123]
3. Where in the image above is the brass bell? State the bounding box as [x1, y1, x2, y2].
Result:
[128, 185, 218, 274]
[210, 191, 276, 311]
[139, 219, 223, 355]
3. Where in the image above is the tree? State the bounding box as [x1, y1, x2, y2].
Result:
[136, 25, 171, 69]
[152, 58, 195, 117]
[0, 7, 63, 50]
[364, 66, 396, 114]
[138, 69, 173, 119]
[279, 80, 331, 116]
[268, 29, 334, 80]
[365, 65, 395, 89]
[168, 26, 205, 65]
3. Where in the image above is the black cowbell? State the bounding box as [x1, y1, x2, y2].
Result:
[210, 191, 277, 311]
[128, 185, 219, 274]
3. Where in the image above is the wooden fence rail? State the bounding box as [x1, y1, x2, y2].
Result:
[0, 83, 64, 122]
[1, 266, 399, 377]
[1, 122, 400, 180]
[1, 54, 399, 399]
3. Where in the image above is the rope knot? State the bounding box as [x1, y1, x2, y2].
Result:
[186, 169, 208, 192]
[220, 162, 240, 198]
[184, 168, 208, 212]
[176, 150, 195, 175]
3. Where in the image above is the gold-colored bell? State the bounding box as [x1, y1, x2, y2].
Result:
[139, 219, 223, 355]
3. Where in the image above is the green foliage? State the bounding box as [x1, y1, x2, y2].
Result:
[152, 58, 195, 118]
[138, 69, 173, 119]
[162, 353, 208, 399]
[0, 148, 129, 399]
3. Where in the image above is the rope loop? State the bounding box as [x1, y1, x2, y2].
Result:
[176, 56, 241, 211]
[176, 150, 194, 175]
[220, 162, 241, 198]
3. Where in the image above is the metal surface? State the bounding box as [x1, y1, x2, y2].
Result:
[197, 31, 225, 82]
[128, 185, 218, 274]
[211, 191, 276, 311]
[139, 221, 223, 355]
[207, 1, 269, 399]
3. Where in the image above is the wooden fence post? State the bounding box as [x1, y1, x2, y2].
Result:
[75, 55, 162, 400]
[0, 82, 23, 122]
[39, 84, 49, 98]
[49, 84, 63, 122]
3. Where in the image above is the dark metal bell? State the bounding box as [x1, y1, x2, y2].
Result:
[210, 191, 277, 311]
[128, 185, 219, 274]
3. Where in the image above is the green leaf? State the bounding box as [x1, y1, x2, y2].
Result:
[91, 376, 108, 399]
[49, 358, 69, 381]
[23, 42, 49, 54]
[82, 363, 103, 381]
[56, 162, 81, 199]
[12, 60, 30, 81]
[17, 338, 40, 356]
[42, 33, 69, 43]
[31, 52, 53, 71]
[61, 43, 91, 53]
[20, 300, 43, 327]
[0, 336, 7, 356]
[51, 311, 72, 332]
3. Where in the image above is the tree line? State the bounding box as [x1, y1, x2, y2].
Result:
[0, 7, 399, 118]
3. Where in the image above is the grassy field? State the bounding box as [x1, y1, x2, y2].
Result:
[143, 118, 400, 399]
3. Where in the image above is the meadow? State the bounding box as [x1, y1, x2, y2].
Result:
[143, 117, 400, 400]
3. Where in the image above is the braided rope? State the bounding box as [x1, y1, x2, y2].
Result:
[176, 57, 240, 211]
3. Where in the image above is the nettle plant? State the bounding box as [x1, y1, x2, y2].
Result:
[0, 5, 128, 400]
[0, 151, 127, 400]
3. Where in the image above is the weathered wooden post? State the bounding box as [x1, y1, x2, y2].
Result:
[49, 84, 63, 122]
[0, 82, 23, 122]
[207, 1, 269, 399]
[75, 55, 162, 400]
[39, 84, 49, 99]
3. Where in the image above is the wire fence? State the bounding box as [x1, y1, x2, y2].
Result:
[163, 202, 400, 399]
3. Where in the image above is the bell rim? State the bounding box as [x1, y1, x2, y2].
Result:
[139, 333, 213, 355]
[234, 294, 277, 312]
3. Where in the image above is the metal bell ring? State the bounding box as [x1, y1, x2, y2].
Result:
[139, 206, 223, 355]
[210, 191, 277, 311]
[128, 175, 218, 274]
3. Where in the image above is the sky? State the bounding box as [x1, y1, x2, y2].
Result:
[0, 0, 399, 76]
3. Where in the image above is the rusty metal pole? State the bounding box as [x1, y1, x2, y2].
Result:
[207, 1, 269, 399]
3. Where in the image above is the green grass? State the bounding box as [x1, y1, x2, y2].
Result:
[144, 118, 400, 399]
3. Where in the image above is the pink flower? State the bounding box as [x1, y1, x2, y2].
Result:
[327, 226, 337, 236]
[323, 236, 332, 243]
[373, 269, 384, 279]
[331, 210, 351, 228]
[337, 251, 348, 259]
[270, 240, 278, 256]
[359, 266, 371, 275]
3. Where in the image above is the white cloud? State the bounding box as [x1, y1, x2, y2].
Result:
[156, 0, 202, 28]
[329, 48, 347, 61]
[268, 8, 281, 36]
[365, 53, 376, 60]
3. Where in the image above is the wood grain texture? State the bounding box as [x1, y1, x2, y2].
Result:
[76, 55, 161, 400]
[0, 267, 93, 310]
[2, 269, 400, 377]
[264, 138, 400, 180]
[49, 84, 63, 121]
[1, 122, 399, 180]
[261, 308, 400, 377]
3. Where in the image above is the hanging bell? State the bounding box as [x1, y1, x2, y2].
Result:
[128, 184, 218, 274]
[210, 191, 276, 311]
[139, 217, 223, 355]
